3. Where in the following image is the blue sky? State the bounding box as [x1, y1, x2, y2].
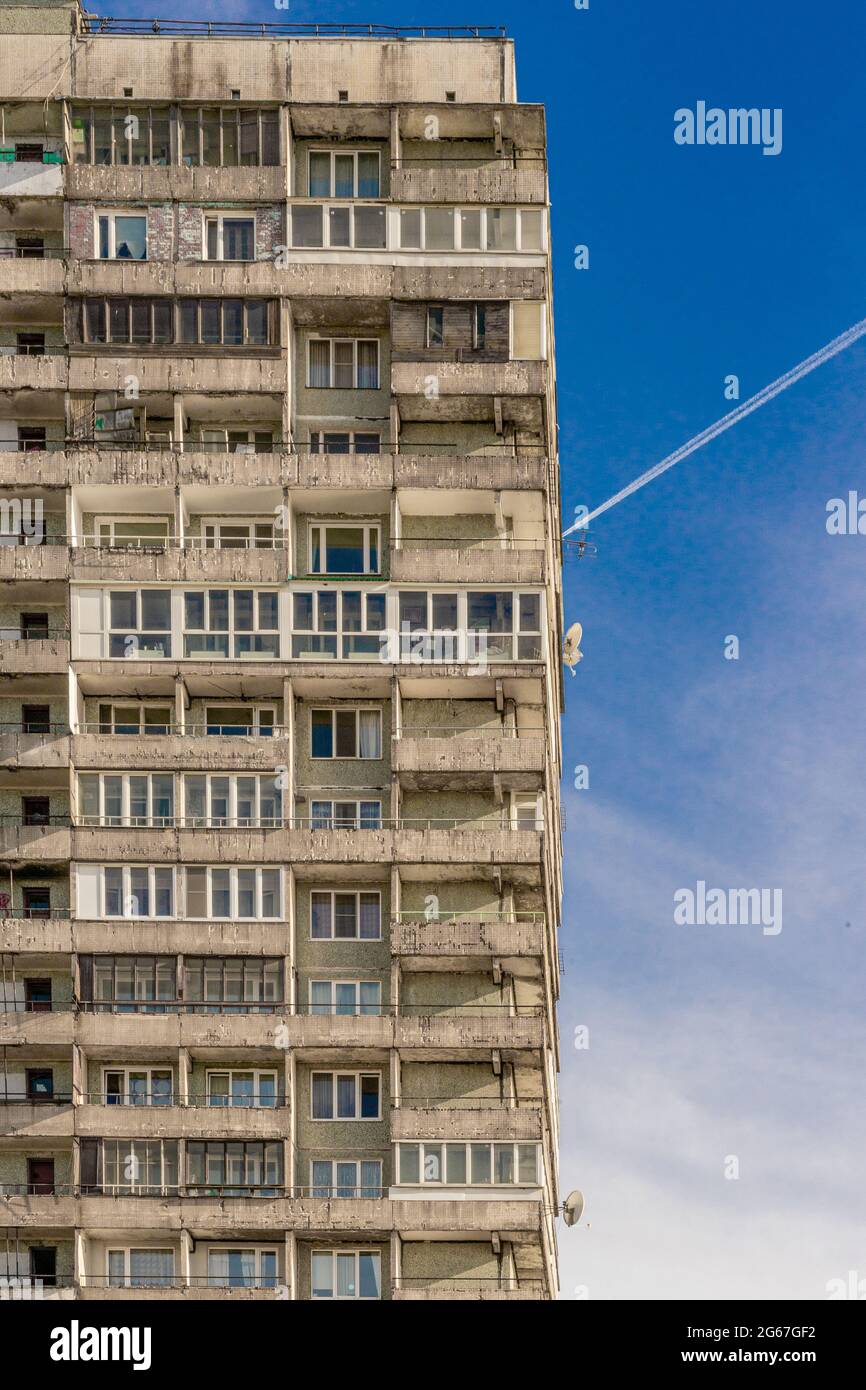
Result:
[103, 0, 866, 1297]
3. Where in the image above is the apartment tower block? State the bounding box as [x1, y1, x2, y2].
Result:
[0, 0, 564, 1301]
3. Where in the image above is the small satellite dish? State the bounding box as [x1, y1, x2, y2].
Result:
[563, 622, 584, 675]
[563, 1189, 585, 1227]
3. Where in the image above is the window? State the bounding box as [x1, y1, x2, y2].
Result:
[309, 523, 380, 575]
[311, 708, 382, 759]
[309, 889, 380, 945]
[204, 705, 275, 737]
[103, 1068, 172, 1106]
[24, 979, 51, 1012]
[183, 774, 281, 828]
[71, 106, 171, 166]
[397, 589, 460, 661]
[291, 202, 386, 250]
[196, 428, 275, 454]
[96, 702, 173, 735]
[108, 589, 171, 658]
[311, 1250, 381, 1300]
[397, 1141, 540, 1186]
[184, 957, 282, 1011]
[99, 1139, 178, 1195]
[206, 1070, 277, 1108]
[512, 794, 541, 831]
[308, 431, 381, 455]
[311, 890, 381, 941]
[199, 519, 276, 549]
[397, 206, 544, 253]
[103, 866, 175, 918]
[311, 1072, 381, 1120]
[181, 107, 279, 167]
[17, 427, 46, 452]
[186, 1141, 282, 1195]
[97, 212, 147, 260]
[86, 956, 177, 1013]
[310, 800, 381, 830]
[178, 298, 270, 346]
[95, 518, 171, 548]
[22, 887, 51, 919]
[208, 1248, 278, 1288]
[22, 706, 51, 735]
[16, 332, 45, 356]
[79, 773, 174, 828]
[183, 589, 279, 659]
[306, 338, 379, 389]
[426, 305, 444, 348]
[292, 589, 386, 659]
[204, 213, 255, 262]
[308, 150, 380, 198]
[311, 1159, 382, 1198]
[473, 303, 487, 350]
[80, 298, 274, 346]
[22, 796, 50, 827]
[20, 611, 49, 640]
[183, 867, 282, 920]
[108, 1249, 174, 1289]
[309, 980, 382, 1016]
[26, 1069, 54, 1101]
[511, 300, 546, 360]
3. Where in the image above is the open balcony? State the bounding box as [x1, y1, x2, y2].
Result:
[391, 1100, 543, 1142]
[391, 911, 545, 966]
[0, 350, 67, 391]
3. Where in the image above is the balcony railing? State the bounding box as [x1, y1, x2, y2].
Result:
[72, 814, 544, 831]
[397, 724, 545, 737]
[80, 18, 507, 36]
[0, 437, 547, 457]
[75, 1000, 544, 1018]
[82, 1092, 286, 1108]
[0, 247, 68, 260]
[75, 723, 287, 737]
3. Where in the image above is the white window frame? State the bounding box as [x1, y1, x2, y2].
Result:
[101, 1065, 173, 1106]
[511, 792, 542, 831]
[94, 700, 174, 735]
[183, 865, 283, 921]
[509, 300, 547, 361]
[308, 521, 381, 576]
[205, 1068, 279, 1108]
[106, 1248, 175, 1289]
[307, 429, 382, 455]
[307, 149, 382, 198]
[203, 703, 278, 736]
[195, 426, 276, 454]
[206, 1247, 279, 1287]
[310, 1071, 382, 1121]
[107, 587, 172, 659]
[100, 1138, 178, 1195]
[306, 337, 380, 389]
[396, 1140, 541, 1187]
[310, 889, 381, 941]
[182, 773, 282, 829]
[309, 798, 382, 830]
[196, 518, 277, 549]
[309, 979, 382, 1016]
[95, 209, 148, 261]
[310, 707, 382, 760]
[291, 587, 387, 659]
[310, 1158, 383, 1198]
[311, 1249, 381, 1300]
[202, 210, 257, 262]
[102, 865, 175, 919]
[78, 771, 175, 828]
[182, 588, 280, 660]
[93, 515, 172, 547]
[184, 956, 283, 1008]
[397, 206, 546, 254]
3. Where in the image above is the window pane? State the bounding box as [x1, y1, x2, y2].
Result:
[400, 209, 422, 248]
[309, 152, 330, 197]
[179, 300, 198, 343]
[114, 216, 147, 260]
[311, 1252, 332, 1298]
[328, 205, 351, 247]
[311, 892, 332, 939]
[460, 208, 482, 248]
[355, 205, 385, 248]
[486, 206, 517, 250]
[308, 340, 330, 388]
[471, 1144, 492, 1183]
[360, 1074, 379, 1118]
[357, 152, 380, 197]
[246, 300, 268, 345]
[446, 1143, 467, 1183]
[333, 340, 354, 388]
[201, 300, 221, 344]
[335, 710, 357, 757]
[359, 893, 380, 939]
[358, 1253, 380, 1299]
[520, 208, 544, 250]
[223, 300, 243, 345]
[334, 154, 354, 197]
[293, 205, 323, 248]
[425, 207, 455, 250]
[400, 1144, 420, 1183]
[312, 1074, 333, 1119]
[356, 340, 378, 389]
[311, 709, 334, 758]
[336, 1075, 356, 1118]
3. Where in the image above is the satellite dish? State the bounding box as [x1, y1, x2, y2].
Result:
[563, 622, 584, 675]
[563, 1189, 585, 1227]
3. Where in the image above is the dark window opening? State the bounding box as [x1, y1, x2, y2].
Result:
[23, 796, 51, 826]
[20, 612, 49, 640]
[23, 887, 51, 918]
[22, 705, 51, 734]
[17, 332, 45, 357]
[25, 979, 51, 1012]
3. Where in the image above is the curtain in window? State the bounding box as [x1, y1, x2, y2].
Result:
[336, 1074, 356, 1118]
[130, 1249, 173, 1288]
[359, 893, 381, 940]
[312, 1073, 333, 1118]
[356, 340, 378, 389]
[311, 1160, 332, 1198]
[309, 340, 330, 388]
[358, 710, 381, 758]
[361, 1161, 381, 1198]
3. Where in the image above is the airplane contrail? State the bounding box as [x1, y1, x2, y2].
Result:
[562, 313, 866, 537]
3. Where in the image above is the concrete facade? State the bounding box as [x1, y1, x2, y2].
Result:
[0, 0, 562, 1302]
